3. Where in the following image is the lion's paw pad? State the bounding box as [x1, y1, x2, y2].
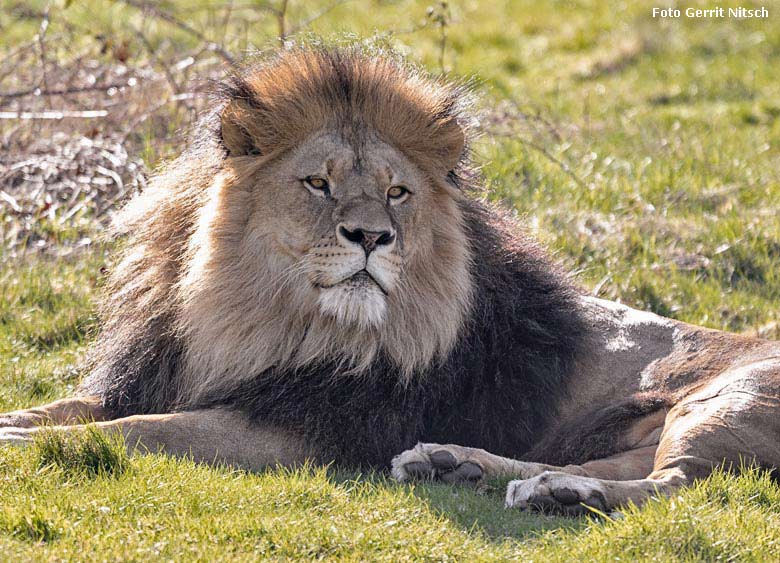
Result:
[392, 445, 484, 484]
[505, 472, 607, 516]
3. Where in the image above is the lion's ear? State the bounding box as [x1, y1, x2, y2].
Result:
[220, 100, 260, 157]
[436, 118, 466, 172]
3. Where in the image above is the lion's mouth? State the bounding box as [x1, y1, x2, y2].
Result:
[350, 270, 388, 292]
[318, 269, 389, 295]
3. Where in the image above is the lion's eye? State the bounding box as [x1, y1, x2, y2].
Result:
[387, 185, 410, 204]
[304, 176, 330, 197]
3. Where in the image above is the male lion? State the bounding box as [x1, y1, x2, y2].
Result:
[2, 47, 779, 515]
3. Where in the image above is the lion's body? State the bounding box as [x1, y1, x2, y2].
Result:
[80, 191, 586, 468]
[191, 201, 587, 467]
[2, 47, 778, 515]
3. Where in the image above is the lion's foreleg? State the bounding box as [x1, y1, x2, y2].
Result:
[391, 443, 566, 483]
[392, 441, 659, 486]
[1, 408, 308, 472]
[499, 446, 674, 515]
[0, 396, 108, 428]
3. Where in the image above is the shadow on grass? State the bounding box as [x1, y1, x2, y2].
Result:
[327, 468, 585, 543]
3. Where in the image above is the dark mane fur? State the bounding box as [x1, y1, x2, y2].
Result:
[196, 200, 589, 467]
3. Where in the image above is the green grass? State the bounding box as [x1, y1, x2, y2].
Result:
[32, 424, 131, 479]
[1, 438, 779, 561]
[2, 0, 780, 560]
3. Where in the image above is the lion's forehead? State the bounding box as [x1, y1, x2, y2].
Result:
[285, 131, 423, 189]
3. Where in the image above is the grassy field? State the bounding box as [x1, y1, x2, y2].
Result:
[2, 0, 780, 560]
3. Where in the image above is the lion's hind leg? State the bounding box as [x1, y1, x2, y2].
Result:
[506, 358, 780, 515]
[0, 396, 108, 428]
[503, 443, 675, 516]
[647, 358, 780, 488]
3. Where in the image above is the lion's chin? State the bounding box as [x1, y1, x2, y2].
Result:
[317, 281, 387, 329]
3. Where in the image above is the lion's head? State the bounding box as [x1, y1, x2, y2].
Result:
[86, 46, 584, 431]
[122, 47, 479, 403]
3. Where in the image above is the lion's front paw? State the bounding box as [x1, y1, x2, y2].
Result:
[505, 471, 607, 517]
[0, 427, 34, 447]
[391, 443, 484, 484]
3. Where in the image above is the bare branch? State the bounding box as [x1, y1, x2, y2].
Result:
[506, 98, 563, 143]
[36, 4, 52, 102]
[119, 92, 198, 143]
[288, 0, 354, 36]
[517, 138, 585, 189]
[0, 110, 109, 120]
[0, 191, 22, 213]
[0, 82, 135, 99]
[220, 0, 236, 48]
[481, 128, 585, 189]
[117, 0, 236, 65]
[277, 0, 290, 45]
[136, 29, 181, 94]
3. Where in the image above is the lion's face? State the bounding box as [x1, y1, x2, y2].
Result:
[242, 131, 442, 329]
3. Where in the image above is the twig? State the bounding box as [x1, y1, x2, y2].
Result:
[118, 92, 197, 143]
[518, 138, 585, 189]
[0, 191, 22, 213]
[36, 4, 51, 103]
[0, 40, 39, 83]
[178, 2, 278, 14]
[0, 82, 134, 99]
[426, 1, 452, 72]
[117, 0, 236, 65]
[485, 126, 586, 189]
[507, 98, 563, 143]
[288, 0, 354, 36]
[277, 0, 289, 44]
[220, 0, 235, 49]
[390, 20, 429, 35]
[0, 110, 109, 119]
[137, 29, 180, 94]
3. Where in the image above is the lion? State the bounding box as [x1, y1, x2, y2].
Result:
[2, 47, 779, 516]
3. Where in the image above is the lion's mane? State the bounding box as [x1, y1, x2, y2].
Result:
[81, 47, 588, 467]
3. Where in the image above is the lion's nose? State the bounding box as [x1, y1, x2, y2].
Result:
[337, 224, 396, 254]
